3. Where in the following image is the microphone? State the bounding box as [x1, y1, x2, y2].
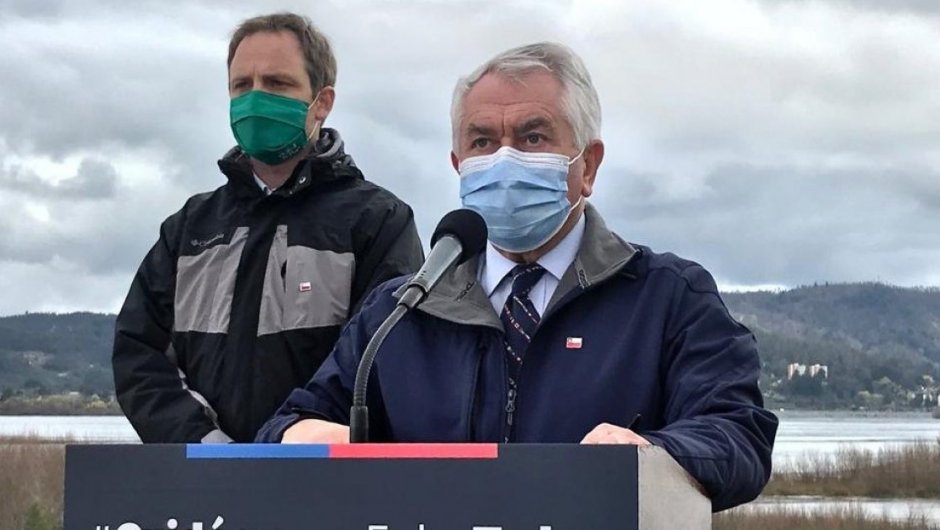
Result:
[349, 209, 487, 442]
[398, 209, 489, 309]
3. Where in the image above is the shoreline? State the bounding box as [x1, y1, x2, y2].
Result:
[0, 396, 122, 416]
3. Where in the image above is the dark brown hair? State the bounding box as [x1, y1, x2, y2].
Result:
[228, 12, 337, 91]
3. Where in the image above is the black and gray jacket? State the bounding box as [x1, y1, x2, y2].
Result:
[112, 129, 424, 443]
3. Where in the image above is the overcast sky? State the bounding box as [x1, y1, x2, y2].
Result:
[1, 0, 938, 316]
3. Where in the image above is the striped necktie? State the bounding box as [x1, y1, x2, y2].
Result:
[500, 263, 547, 368]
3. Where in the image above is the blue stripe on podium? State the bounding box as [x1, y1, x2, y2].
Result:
[186, 444, 331, 459]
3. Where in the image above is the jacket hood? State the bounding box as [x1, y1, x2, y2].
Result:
[217, 127, 362, 201]
[395, 203, 638, 329]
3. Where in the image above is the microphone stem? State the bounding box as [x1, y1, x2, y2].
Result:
[350, 302, 411, 443]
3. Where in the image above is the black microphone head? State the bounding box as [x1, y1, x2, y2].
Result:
[430, 209, 488, 263]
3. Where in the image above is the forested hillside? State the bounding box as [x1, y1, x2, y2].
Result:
[723, 283, 940, 409]
[1, 282, 939, 411]
[0, 312, 114, 399]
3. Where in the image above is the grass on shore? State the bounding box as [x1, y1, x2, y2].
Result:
[715, 506, 938, 530]
[0, 394, 122, 416]
[767, 439, 940, 498]
[0, 437, 64, 530]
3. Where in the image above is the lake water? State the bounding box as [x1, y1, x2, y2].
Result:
[762, 411, 940, 525]
[773, 410, 940, 469]
[0, 414, 139, 442]
[738, 495, 940, 525]
[3, 409, 939, 459]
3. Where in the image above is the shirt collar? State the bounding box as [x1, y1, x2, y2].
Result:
[253, 173, 276, 195]
[539, 213, 585, 282]
[480, 244, 517, 298]
[479, 212, 586, 296]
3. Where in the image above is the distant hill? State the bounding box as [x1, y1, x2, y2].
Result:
[1, 282, 938, 410]
[0, 312, 114, 399]
[723, 283, 940, 409]
[723, 282, 940, 363]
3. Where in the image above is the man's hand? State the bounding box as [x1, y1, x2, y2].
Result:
[580, 422, 651, 446]
[281, 419, 350, 444]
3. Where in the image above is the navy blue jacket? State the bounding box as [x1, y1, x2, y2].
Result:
[257, 204, 777, 511]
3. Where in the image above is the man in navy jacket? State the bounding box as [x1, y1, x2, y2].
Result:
[257, 42, 777, 511]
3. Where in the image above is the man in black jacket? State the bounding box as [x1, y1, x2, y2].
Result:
[112, 13, 424, 443]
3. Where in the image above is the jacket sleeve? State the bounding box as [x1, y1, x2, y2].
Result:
[640, 264, 778, 512]
[112, 213, 229, 443]
[349, 195, 424, 314]
[255, 283, 395, 442]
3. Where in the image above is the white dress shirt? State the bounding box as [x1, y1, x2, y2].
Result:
[480, 214, 586, 316]
[254, 173, 276, 195]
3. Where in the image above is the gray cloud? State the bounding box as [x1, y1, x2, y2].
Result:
[768, 0, 940, 16]
[596, 162, 940, 287]
[0, 183, 185, 274]
[0, 0, 65, 18]
[0, 158, 118, 199]
[1, 0, 940, 315]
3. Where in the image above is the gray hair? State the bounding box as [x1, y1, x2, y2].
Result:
[450, 42, 602, 150]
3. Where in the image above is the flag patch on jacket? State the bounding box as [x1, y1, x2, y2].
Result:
[566, 337, 583, 349]
[299, 281, 312, 292]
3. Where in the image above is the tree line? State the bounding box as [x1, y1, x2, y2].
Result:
[1, 282, 939, 411]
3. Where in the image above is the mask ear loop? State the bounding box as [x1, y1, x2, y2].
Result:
[566, 146, 588, 219]
[306, 91, 323, 142]
[567, 146, 586, 166]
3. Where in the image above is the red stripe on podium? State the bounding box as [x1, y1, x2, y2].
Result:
[328, 443, 498, 459]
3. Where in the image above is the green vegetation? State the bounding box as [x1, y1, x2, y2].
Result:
[723, 283, 940, 410]
[0, 394, 120, 415]
[20, 504, 59, 530]
[0, 312, 115, 407]
[2, 283, 940, 411]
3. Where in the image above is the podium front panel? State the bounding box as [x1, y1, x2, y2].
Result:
[65, 444, 639, 530]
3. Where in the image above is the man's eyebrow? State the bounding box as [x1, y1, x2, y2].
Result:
[262, 72, 301, 84]
[514, 117, 555, 135]
[465, 123, 497, 137]
[229, 74, 250, 86]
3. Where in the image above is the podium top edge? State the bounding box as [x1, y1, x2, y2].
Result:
[66, 443, 644, 461]
[187, 443, 500, 459]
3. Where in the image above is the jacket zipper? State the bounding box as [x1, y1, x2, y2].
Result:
[503, 377, 518, 443]
[503, 282, 589, 441]
[466, 340, 486, 441]
[505, 293, 566, 443]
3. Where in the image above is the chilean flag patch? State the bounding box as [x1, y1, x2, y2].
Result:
[566, 337, 583, 349]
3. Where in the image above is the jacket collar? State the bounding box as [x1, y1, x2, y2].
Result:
[217, 127, 362, 202]
[395, 202, 637, 330]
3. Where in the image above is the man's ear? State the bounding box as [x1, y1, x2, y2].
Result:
[312, 86, 335, 122]
[450, 151, 460, 173]
[580, 140, 604, 197]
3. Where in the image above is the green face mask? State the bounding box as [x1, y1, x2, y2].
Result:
[230, 90, 314, 165]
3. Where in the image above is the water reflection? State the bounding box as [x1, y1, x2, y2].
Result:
[773, 411, 940, 471]
[741, 495, 940, 526]
[0, 415, 138, 442]
[1, 410, 938, 456]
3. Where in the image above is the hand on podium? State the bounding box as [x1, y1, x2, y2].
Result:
[282, 419, 350, 444]
[580, 423, 651, 446]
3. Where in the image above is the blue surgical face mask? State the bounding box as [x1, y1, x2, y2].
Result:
[459, 146, 583, 253]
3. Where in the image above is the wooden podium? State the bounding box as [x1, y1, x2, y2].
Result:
[64, 444, 710, 529]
